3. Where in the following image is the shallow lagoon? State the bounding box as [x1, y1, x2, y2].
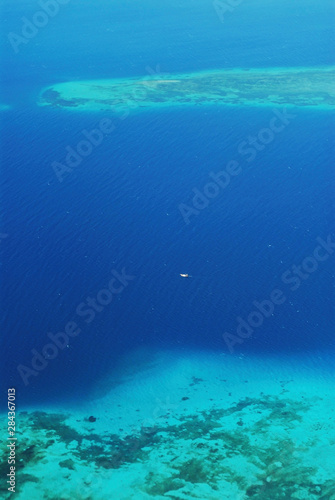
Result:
[38, 66, 335, 112]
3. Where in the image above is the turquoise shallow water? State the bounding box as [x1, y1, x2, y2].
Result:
[1, 0, 334, 498]
[38, 66, 335, 111]
[1, 349, 335, 499]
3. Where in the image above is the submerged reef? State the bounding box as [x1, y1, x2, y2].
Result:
[1, 392, 334, 499]
[0, 103, 11, 111]
[38, 66, 335, 112]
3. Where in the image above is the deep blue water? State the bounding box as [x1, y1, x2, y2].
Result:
[1, 0, 334, 405]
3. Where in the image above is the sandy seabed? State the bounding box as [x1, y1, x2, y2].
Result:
[1, 349, 335, 500]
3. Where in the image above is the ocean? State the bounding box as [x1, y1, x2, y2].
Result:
[1, 0, 335, 498]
